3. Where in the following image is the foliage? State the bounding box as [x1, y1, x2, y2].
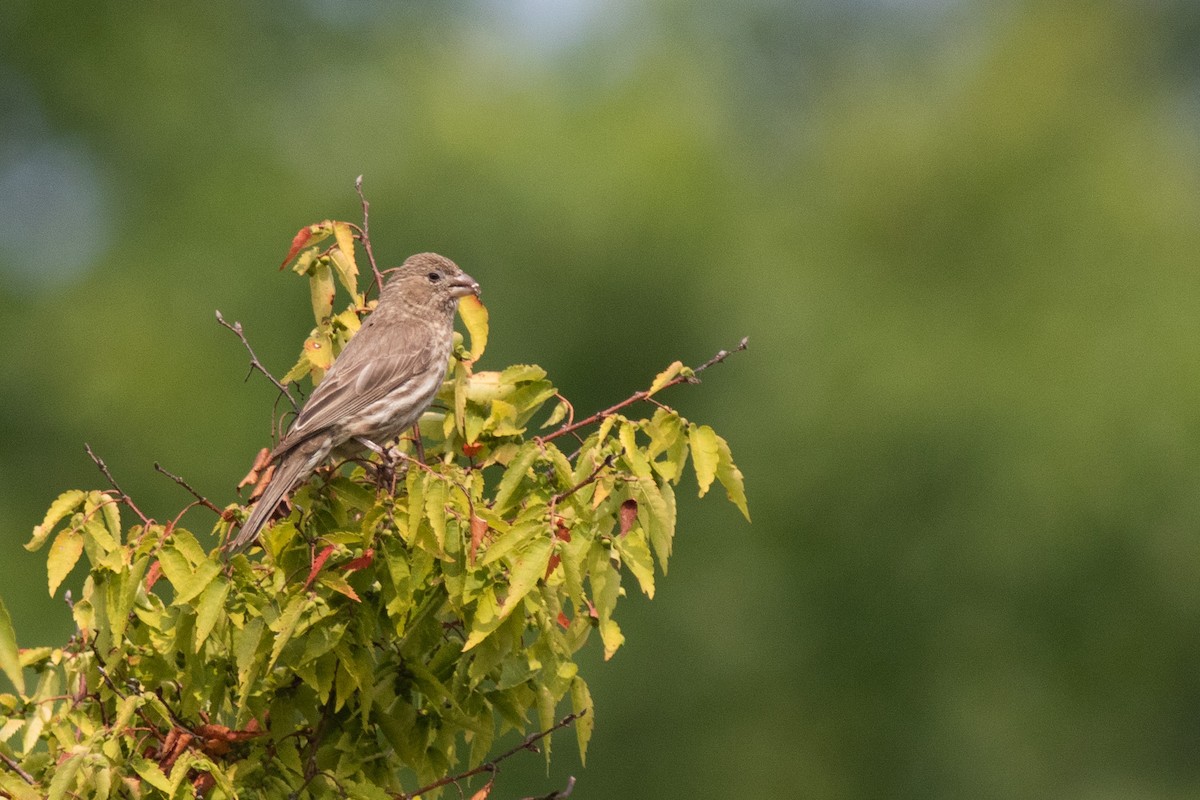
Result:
[0, 216, 748, 799]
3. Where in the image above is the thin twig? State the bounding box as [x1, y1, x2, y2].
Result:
[215, 310, 299, 412]
[550, 454, 614, 511]
[354, 175, 385, 297]
[84, 443, 152, 525]
[0, 749, 35, 785]
[153, 462, 226, 518]
[396, 711, 584, 800]
[540, 338, 748, 444]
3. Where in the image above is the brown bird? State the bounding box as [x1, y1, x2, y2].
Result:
[226, 252, 479, 554]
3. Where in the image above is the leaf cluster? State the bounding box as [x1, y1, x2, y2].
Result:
[0, 219, 747, 799]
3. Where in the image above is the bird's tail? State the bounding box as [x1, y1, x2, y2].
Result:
[224, 437, 329, 555]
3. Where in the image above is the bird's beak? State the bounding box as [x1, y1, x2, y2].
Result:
[449, 272, 480, 299]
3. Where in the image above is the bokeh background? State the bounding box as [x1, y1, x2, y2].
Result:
[5, 1, 1200, 797]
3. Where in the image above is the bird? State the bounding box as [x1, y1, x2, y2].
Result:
[225, 252, 479, 554]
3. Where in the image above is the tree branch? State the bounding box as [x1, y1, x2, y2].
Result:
[396, 711, 584, 800]
[540, 337, 748, 444]
[84, 443, 152, 525]
[354, 175, 385, 298]
[152, 462, 227, 519]
[215, 310, 299, 412]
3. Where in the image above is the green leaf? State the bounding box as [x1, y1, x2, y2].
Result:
[130, 755, 173, 793]
[570, 677, 594, 766]
[157, 545, 221, 605]
[480, 519, 543, 567]
[193, 576, 231, 652]
[423, 477, 449, 553]
[47, 527, 84, 597]
[47, 752, 82, 800]
[27, 490, 85, 552]
[615, 529, 656, 599]
[0, 596, 24, 695]
[462, 588, 500, 652]
[106, 556, 149, 643]
[714, 433, 751, 521]
[496, 536, 553, 620]
[689, 424, 720, 497]
[269, 593, 307, 670]
[493, 442, 538, 515]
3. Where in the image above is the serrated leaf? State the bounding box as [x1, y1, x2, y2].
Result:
[570, 677, 594, 765]
[648, 360, 683, 395]
[0, 773, 42, 800]
[459, 295, 489, 362]
[616, 529, 655, 599]
[462, 588, 500, 652]
[0, 596, 24, 695]
[269, 594, 307, 670]
[47, 528, 84, 597]
[47, 752, 82, 800]
[480, 520, 543, 567]
[714, 434, 751, 521]
[423, 477, 449, 553]
[493, 442, 538, 515]
[331, 221, 359, 296]
[496, 536, 553, 619]
[688, 424, 720, 497]
[106, 556, 149, 643]
[27, 490, 85, 552]
[193, 577, 231, 652]
[130, 754, 173, 793]
[157, 546, 220, 605]
[309, 259, 336, 323]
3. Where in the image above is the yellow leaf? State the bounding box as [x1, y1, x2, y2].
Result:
[458, 295, 489, 362]
[688, 424, 720, 497]
[309, 260, 336, 323]
[47, 527, 84, 597]
[648, 360, 683, 395]
[715, 434, 751, 522]
[331, 221, 360, 298]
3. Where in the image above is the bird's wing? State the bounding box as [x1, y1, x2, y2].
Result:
[274, 318, 440, 455]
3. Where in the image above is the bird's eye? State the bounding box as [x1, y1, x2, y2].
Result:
[427, 272, 442, 283]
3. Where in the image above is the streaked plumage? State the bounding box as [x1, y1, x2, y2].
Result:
[225, 252, 479, 554]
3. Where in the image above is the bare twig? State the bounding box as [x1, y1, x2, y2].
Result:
[550, 454, 614, 512]
[540, 338, 748, 444]
[396, 711, 584, 800]
[354, 175, 385, 297]
[84, 443, 152, 525]
[153, 462, 226, 519]
[215, 310, 299, 413]
[0, 749, 35, 785]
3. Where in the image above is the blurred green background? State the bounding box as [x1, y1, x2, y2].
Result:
[5, 0, 1200, 796]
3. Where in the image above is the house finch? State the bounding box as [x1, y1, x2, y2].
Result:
[225, 252, 479, 554]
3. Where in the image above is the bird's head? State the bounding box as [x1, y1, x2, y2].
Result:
[379, 253, 480, 313]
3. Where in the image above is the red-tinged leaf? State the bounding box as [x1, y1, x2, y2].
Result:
[469, 515, 488, 566]
[556, 611, 570, 629]
[462, 441, 483, 458]
[544, 553, 561, 580]
[281, 226, 315, 269]
[304, 545, 336, 590]
[340, 548, 375, 573]
[618, 499, 638, 536]
[145, 559, 163, 591]
[554, 520, 572, 542]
